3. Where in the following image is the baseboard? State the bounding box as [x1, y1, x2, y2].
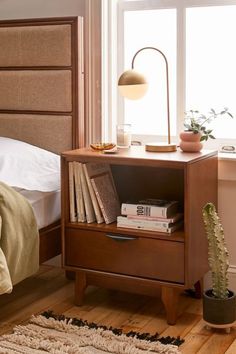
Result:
[204, 266, 236, 293]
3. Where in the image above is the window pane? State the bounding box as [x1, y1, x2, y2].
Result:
[123, 9, 176, 136]
[186, 6, 236, 139]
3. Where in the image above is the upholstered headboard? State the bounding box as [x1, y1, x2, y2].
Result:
[0, 17, 84, 154]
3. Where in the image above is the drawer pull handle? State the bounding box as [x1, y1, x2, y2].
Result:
[106, 234, 137, 242]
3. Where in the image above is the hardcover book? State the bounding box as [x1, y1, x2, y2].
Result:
[91, 172, 120, 224]
[121, 199, 179, 218]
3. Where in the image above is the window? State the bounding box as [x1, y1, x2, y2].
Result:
[186, 5, 236, 140]
[123, 9, 177, 137]
[103, 0, 236, 149]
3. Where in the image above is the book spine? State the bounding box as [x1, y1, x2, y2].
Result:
[117, 222, 172, 233]
[117, 216, 170, 228]
[121, 203, 168, 218]
[73, 162, 86, 222]
[127, 213, 183, 224]
[90, 178, 110, 224]
[83, 164, 104, 224]
[79, 163, 96, 223]
[68, 162, 76, 222]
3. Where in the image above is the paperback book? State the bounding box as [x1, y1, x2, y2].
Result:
[73, 162, 86, 223]
[127, 213, 183, 224]
[83, 163, 104, 224]
[117, 216, 183, 233]
[68, 161, 76, 222]
[79, 163, 96, 223]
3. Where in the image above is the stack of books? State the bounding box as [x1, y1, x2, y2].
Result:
[68, 162, 120, 224]
[117, 199, 183, 233]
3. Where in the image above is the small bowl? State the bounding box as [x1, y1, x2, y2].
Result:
[90, 142, 116, 151]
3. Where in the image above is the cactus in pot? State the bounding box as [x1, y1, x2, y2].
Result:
[202, 202, 236, 330]
[202, 203, 229, 299]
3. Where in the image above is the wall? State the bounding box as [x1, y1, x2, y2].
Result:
[218, 157, 236, 292]
[204, 156, 236, 293]
[0, 0, 85, 19]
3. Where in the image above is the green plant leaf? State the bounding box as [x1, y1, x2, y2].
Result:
[184, 107, 234, 141]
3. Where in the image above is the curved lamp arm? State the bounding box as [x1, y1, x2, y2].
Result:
[131, 47, 171, 145]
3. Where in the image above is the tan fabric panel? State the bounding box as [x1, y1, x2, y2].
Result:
[0, 114, 73, 154]
[0, 25, 71, 67]
[0, 70, 72, 112]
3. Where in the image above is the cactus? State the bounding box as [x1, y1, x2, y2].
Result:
[202, 203, 229, 299]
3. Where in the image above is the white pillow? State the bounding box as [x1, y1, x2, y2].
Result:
[0, 137, 60, 192]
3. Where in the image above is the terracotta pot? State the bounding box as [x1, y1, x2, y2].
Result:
[179, 131, 203, 152]
[203, 289, 236, 326]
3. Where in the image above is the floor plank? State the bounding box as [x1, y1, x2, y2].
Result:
[1, 266, 236, 354]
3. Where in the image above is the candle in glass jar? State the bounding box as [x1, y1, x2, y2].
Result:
[117, 124, 132, 148]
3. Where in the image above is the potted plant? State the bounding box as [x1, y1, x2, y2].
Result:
[179, 108, 233, 152]
[202, 202, 236, 333]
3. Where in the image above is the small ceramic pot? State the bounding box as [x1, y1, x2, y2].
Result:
[203, 289, 236, 327]
[179, 131, 203, 152]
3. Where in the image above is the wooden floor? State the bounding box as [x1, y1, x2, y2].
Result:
[0, 265, 235, 354]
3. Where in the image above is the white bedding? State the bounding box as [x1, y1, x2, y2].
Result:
[0, 137, 60, 192]
[14, 188, 61, 229]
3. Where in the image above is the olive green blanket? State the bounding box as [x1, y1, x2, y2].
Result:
[0, 182, 39, 295]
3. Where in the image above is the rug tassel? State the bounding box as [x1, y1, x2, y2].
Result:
[41, 310, 184, 347]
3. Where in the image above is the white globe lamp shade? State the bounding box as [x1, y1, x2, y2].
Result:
[118, 70, 148, 100]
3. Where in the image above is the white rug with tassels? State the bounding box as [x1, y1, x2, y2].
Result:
[0, 313, 182, 354]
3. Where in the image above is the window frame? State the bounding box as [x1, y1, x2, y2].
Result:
[102, 0, 236, 149]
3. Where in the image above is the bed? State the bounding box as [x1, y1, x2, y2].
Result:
[0, 16, 85, 291]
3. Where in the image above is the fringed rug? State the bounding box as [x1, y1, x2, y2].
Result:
[0, 311, 184, 353]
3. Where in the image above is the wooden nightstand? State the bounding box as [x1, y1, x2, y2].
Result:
[61, 146, 217, 325]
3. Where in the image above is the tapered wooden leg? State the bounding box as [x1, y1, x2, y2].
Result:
[74, 271, 87, 306]
[161, 286, 181, 325]
[194, 278, 203, 299]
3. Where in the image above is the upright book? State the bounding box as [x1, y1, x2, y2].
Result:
[83, 163, 104, 224]
[73, 161, 86, 222]
[88, 163, 120, 224]
[121, 199, 179, 218]
[79, 162, 96, 223]
[68, 161, 76, 222]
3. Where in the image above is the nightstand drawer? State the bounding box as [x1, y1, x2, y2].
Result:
[65, 228, 184, 283]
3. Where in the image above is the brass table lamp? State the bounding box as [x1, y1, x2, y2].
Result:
[118, 46, 177, 152]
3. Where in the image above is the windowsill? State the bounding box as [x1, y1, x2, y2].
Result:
[218, 152, 236, 181]
[218, 152, 236, 161]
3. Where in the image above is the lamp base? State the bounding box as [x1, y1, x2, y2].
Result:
[145, 142, 177, 152]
